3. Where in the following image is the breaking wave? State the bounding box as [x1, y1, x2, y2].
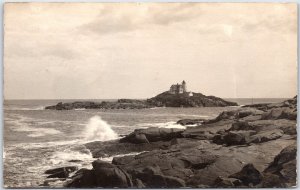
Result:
[83, 116, 118, 141]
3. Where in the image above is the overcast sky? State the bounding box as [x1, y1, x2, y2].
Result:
[4, 3, 297, 99]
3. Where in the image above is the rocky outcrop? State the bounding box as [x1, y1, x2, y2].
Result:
[45, 100, 152, 110]
[214, 143, 297, 188]
[45, 91, 238, 110]
[261, 143, 297, 187]
[147, 91, 238, 107]
[66, 161, 134, 188]
[261, 107, 297, 120]
[60, 97, 296, 188]
[243, 96, 297, 111]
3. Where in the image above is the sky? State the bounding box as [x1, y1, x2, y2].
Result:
[4, 3, 297, 99]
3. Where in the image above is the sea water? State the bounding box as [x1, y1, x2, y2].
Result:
[3, 98, 285, 188]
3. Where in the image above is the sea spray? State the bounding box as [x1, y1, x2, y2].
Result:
[84, 116, 118, 141]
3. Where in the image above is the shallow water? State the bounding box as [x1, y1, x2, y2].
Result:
[3, 99, 284, 188]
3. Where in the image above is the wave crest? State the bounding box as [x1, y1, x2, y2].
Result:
[84, 116, 118, 141]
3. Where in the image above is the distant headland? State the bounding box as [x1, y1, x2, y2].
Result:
[45, 80, 238, 110]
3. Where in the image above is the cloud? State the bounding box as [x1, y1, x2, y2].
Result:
[81, 14, 135, 35]
[4, 3, 297, 99]
[5, 40, 78, 60]
[79, 3, 201, 35]
[241, 16, 296, 33]
[147, 3, 201, 26]
[235, 4, 297, 34]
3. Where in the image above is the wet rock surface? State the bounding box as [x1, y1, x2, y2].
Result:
[59, 97, 297, 188]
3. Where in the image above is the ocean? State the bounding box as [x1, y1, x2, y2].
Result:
[3, 98, 286, 188]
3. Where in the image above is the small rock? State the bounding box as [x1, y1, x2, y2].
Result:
[45, 166, 78, 175]
[68, 160, 82, 163]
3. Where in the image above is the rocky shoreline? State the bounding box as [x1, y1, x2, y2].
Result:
[44, 96, 297, 188]
[44, 91, 238, 110]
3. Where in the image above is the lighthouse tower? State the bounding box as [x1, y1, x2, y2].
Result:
[182, 80, 187, 92]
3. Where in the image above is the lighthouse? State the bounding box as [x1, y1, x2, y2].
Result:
[182, 80, 187, 92]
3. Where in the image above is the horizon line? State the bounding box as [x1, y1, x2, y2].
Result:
[4, 97, 294, 101]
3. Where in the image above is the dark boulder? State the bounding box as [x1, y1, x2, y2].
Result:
[92, 160, 133, 188]
[66, 168, 97, 188]
[229, 164, 262, 186]
[223, 130, 256, 145]
[120, 127, 184, 144]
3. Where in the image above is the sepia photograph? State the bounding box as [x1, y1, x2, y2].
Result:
[3, 2, 297, 188]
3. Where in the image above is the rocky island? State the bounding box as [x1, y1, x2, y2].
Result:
[45, 81, 238, 110]
[44, 96, 297, 188]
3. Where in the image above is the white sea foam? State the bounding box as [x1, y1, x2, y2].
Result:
[83, 116, 118, 141]
[49, 147, 94, 166]
[99, 151, 148, 162]
[4, 106, 45, 111]
[6, 114, 62, 137]
[176, 114, 209, 118]
[10, 125, 61, 137]
[12, 140, 83, 149]
[137, 121, 186, 129]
